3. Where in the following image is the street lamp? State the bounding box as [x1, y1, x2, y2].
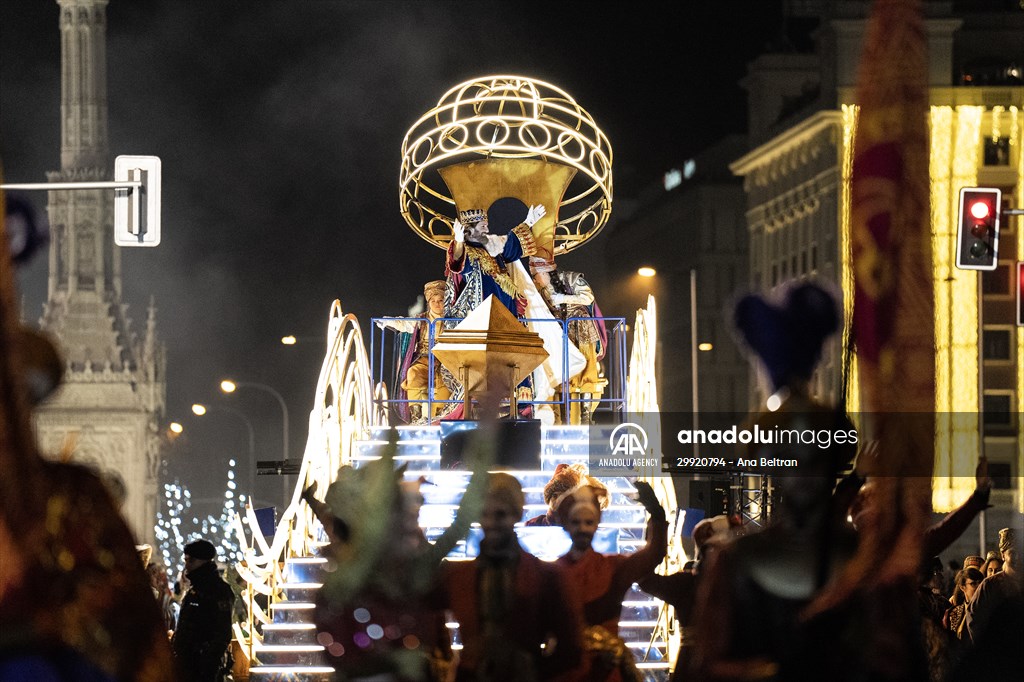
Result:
[279, 334, 321, 349]
[169, 422, 184, 434]
[192, 402, 257, 503]
[220, 379, 291, 504]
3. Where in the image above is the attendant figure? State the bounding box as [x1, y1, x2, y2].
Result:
[531, 260, 607, 424]
[172, 540, 234, 682]
[310, 435, 488, 681]
[639, 516, 734, 681]
[524, 463, 607, 527]
[440, 473, 584, 681]
[694, 282, 926, 681]
[555, 481, 668, 682]
[377, 280, 453, 421]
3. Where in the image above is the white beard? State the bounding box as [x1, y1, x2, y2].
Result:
[482, 234, 506, 257]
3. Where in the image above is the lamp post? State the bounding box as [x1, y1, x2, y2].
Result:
[220, 379, 291, 505]
[192, 402, 257, 506]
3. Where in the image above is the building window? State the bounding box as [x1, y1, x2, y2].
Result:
[983, 137, 1011, 167]
[982, 391, 1014, 434]
[982, 327, 1013, 362]
[982, 264, 1012, 297]
[988, 462, 1012, 490]
[810, 244, 818, 271]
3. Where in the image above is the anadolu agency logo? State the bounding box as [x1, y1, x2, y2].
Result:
[609, 422, 649, 457]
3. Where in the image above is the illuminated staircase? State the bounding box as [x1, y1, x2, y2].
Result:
[248, 424, 671, 680]
[352, 424, 673, 679]
[247, 557, 333, 680]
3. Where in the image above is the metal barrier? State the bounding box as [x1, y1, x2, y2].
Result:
[370, 314, 628, 423]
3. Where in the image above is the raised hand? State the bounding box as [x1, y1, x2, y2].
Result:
[525, 204, 547, 227]
[635, 481, 665, 520]
[453, 220, 465, 244]
[976, 455, 992, 493]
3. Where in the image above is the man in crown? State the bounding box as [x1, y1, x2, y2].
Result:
[445, 204, 544, 321]
[446, 203, 594, 423]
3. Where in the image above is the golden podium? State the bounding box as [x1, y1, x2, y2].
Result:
[432, 296, 549, 417]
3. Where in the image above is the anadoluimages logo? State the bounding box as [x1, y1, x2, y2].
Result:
[609, 422, 649, 456]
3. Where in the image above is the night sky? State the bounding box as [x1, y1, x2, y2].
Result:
[1, 1, 783, 510]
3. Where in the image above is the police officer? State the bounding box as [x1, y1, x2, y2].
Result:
[172, 539, 234, 682]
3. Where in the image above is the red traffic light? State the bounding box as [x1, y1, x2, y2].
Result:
[956, 187, 1001, 271]
[969, 201, 990, 220]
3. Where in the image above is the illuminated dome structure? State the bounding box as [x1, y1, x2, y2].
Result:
[399, 75, 613, 256]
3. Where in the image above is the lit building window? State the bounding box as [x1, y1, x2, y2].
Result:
[984, 137, 1011, 166]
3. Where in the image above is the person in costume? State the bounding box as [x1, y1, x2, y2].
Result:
[524, 463, 608, 527]
[638, 515, 737, 682]
[445, 203, 588, 422]
[531, 259, 607, 424]
[308, 432, 489, 681]
[0, 187, 176, 682]
[555, 481, 668, 682]
[377, 280, 453, 421]
[439, 473, 584, 682]
[445, 205, 543, 321]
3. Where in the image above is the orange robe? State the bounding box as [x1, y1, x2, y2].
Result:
[556, 516, 668, 681]
[440, 547, 584, 681]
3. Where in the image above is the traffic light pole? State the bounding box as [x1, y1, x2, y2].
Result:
[973, 206, 1024, 555]
[977, 269, 986, 556]
[1, 155, 162, 246]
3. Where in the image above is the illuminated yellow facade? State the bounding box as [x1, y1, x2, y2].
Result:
[735, 95, 1023, 514]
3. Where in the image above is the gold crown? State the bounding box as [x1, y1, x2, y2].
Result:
[458, 208, 486, 225]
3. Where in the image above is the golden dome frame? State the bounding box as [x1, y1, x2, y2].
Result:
[399, 75, 613, 254]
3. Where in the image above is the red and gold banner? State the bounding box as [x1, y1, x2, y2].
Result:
[816, 0, 935, 613]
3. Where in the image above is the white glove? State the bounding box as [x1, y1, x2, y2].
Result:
[549, 293, 567, 305]
[525, 204, 546, 227]
[453, 220, 465, 244]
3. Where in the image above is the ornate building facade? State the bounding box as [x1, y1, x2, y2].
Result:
[34, 0, 166, 542]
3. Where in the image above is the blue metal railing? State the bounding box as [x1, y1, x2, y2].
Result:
[370, 314, 628, 423]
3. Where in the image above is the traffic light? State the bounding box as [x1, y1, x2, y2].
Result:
[956, 187, 1001, 270]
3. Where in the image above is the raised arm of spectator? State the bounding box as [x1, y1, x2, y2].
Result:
[923, 456, 992, 557]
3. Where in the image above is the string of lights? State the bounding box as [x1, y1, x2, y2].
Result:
[154, 458, 245, 579]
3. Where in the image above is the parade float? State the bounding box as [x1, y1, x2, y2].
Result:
[230, 76, 684, 681]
